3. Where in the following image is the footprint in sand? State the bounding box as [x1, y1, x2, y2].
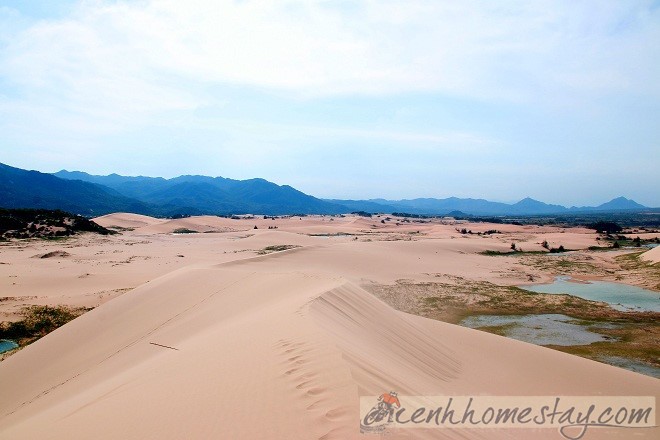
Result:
[324, 407, 349, 420]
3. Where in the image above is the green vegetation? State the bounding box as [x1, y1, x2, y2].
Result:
[351, 211, 372, 218]
[481, 247, 570, 256]
[547, 323, 660, 369]
[518, 253, 605, 275]
[615, 251, 660, 290]
[587, 221, 623, 234]
[588, 246, 614, 251]
[106, 225, 135, 232]
[366, 278, 654, 325]
[0, 305, 89, 349]
[480, 250, 516, 256]
[257, 244, 301, 254]
[479, 250, 547, 256]
[0, 208, 114, 239]
[392, 212, 432, 219]
[601, 234, 658, 248]
[172, 228, 198, 234]
[454, 212, 660, 229]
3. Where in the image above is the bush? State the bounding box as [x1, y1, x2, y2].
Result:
[352, 211, 372, 218]
[0, 305, 85, 341]
[588, 221, 622, 234]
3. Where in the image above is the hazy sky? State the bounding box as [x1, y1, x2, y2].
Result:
[1, 1, 658, 206]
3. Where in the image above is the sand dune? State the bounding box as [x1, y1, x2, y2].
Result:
[1, 253, 657, 439]
[641, 246, 660, 264]
[1, 215, 658, 439]
[93, 212, 164, 229]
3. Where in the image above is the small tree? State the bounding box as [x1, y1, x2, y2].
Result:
[511, 243, 517, 251]
[541, 240, 549, 249]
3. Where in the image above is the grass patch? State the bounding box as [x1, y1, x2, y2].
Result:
[479, 250, 516, 256]
[0, 305, 90, 350]
[518, 254, 605, 276]
[615, 251, 660, 290]
[107, 225, 135, 232]
[365, 279, 650, 325]
[257, 244, 301, 255]
[172, 228, 198, 234]
[480, 250, 553, 256]
[588, 246, 615, 252]
[616, 251, 656, 269]
[546, 322, 660, 369]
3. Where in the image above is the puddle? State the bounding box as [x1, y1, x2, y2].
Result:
[0, 339, 18, 354]
[459, 314, 612, 346]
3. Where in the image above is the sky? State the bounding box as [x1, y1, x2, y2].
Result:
[0, 0, 658, 206]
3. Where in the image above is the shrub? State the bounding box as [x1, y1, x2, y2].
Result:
[0, 305, 85, 341]
[588, 221, 622, 234]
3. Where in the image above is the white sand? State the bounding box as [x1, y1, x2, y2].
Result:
[641, 246, 660, 264]
[0, 213, 657, 439]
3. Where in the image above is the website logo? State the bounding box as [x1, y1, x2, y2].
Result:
[360, 394, 656, 439]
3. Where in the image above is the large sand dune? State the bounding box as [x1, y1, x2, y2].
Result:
[0, 215, 657, 439]
[93, 212, 165, 229]
[1, 255, 658, 439]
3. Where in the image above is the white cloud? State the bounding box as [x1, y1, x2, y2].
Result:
[3, 1, 659, 104]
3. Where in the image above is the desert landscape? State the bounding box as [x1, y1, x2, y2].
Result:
[1, 213, 658, 439]
[1, 2, 659, 438]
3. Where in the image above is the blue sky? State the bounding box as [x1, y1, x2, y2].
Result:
[0, 0, 658, 206]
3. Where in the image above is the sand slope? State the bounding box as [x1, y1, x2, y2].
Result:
[641, 246, 660, 264]
[93, 213, 164, 229]
[1, 253, 658, 439]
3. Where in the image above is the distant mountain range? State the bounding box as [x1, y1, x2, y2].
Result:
[0, 163, 153, 216]
[0, 163, 653, 217]
[51, 169, 343, 216]
[326, 196, 648, 216]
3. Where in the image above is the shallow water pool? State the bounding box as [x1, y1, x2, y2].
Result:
[521, 277, 660, 312]
[459, 314, 611, 346]
[0, 339, 18, 354]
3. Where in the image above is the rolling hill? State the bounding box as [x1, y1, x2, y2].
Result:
[0, 164, 154, 216]
[53, 170, 345, 215]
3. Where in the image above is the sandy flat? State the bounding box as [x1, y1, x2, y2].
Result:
[0, 213, 657, 439]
